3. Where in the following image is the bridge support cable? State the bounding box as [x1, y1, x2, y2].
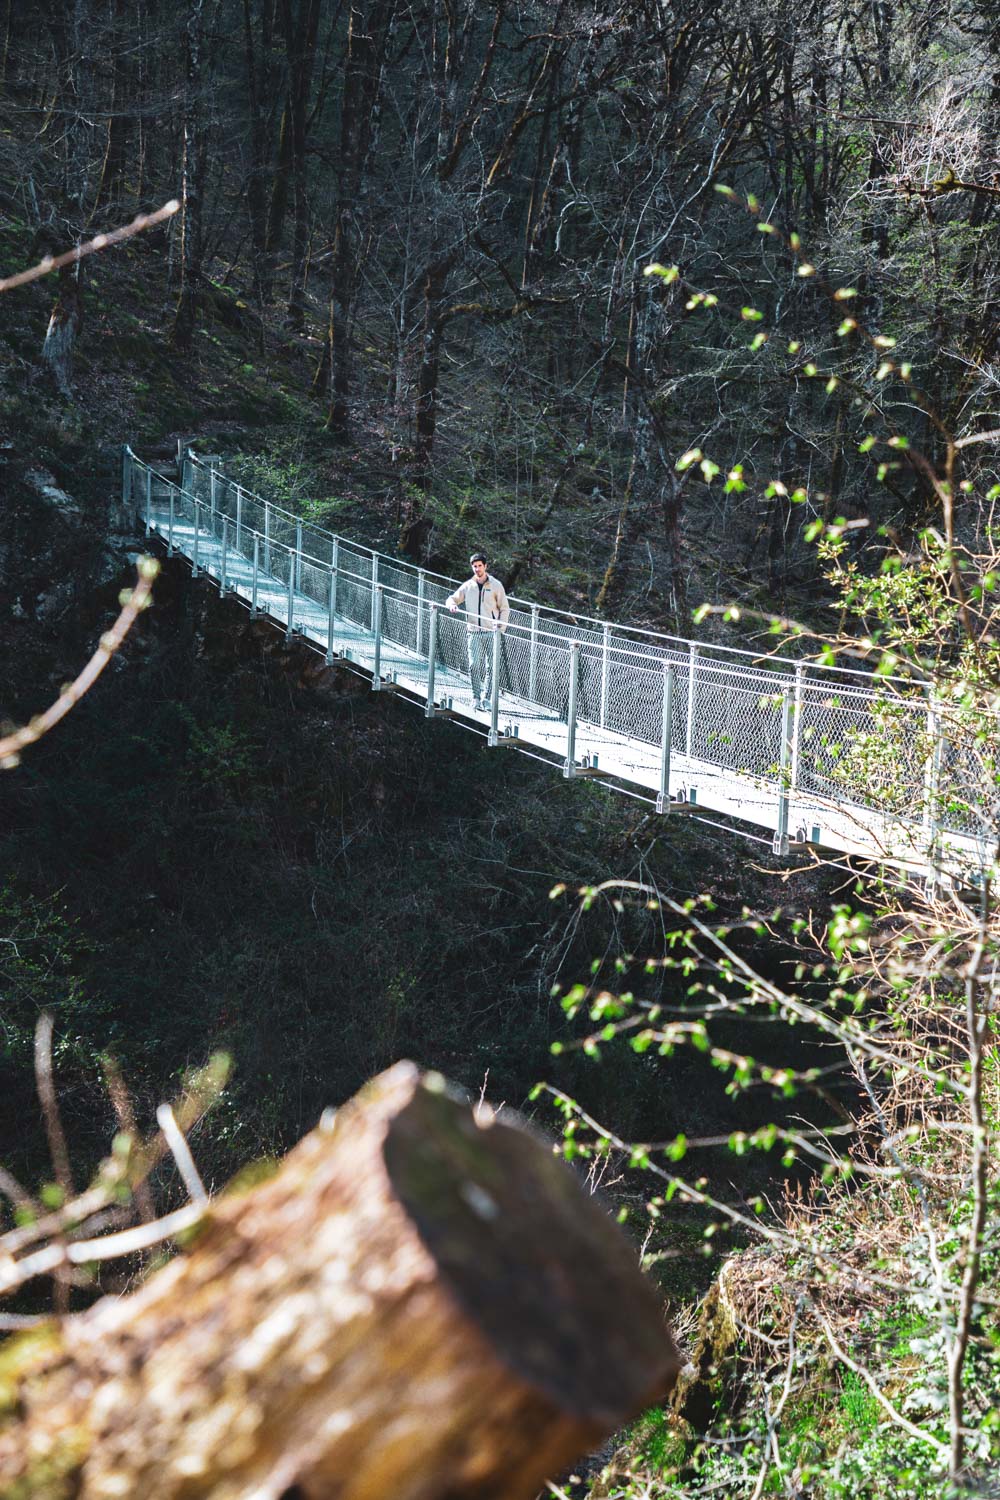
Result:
[126, 446, 998, 884]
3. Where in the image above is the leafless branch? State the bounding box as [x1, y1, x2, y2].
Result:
[0, 200, 180, 295]
[0, 558, 159, 770]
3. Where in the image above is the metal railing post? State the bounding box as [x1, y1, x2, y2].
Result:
[209, 468, 217, 530]
[417, 569, 426, 655]
[191, 501, 200, 579]
[286, 550, 295, 636]
[656, 664, 675, 813]
[600, 624, 611, 728]
[563, 642, 580, 778]
[529, 604, 540, 700]
[251, 534, 259, 614]
[219, 516, 229, 594]
[425, 604, 439, 716]
[295, 519, 303, 592]
[326, 565, 338, 663]
[264, 502, 272, 574]
[790, 663, 804, 792]
[145, 466, 152, 534]
[773, 691, 793, 855]
[167, 491, 175, 555]
[370, 554, 379, 631]
[330, 538, 339, 614]
[235, 486, 243, 554]
[121, 447, 131, 508]
[489, 628, 501, 746]
[685, 644, 699, 757]
[372, 584, 383, 690]
[923, 687, 943, 852]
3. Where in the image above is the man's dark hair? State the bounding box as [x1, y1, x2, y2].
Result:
[470, 551, 488, 566]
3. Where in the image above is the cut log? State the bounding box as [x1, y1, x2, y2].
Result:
[0, 1062, 679, 1499]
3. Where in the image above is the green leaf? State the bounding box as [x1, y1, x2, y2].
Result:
[643, 262, 680, 283]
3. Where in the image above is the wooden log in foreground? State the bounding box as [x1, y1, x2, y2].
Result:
[0, 1062, 680, 1500]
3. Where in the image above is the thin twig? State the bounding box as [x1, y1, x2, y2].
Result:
[750, 1297, 803, 1500]
[948, 879, 992, 1481]
[0, 200, 179, 295]
[810, 1296, 949, 1457]
[156, 1104, 208, 1206]
[0, 1203, 206, 1294]
[0, 559, 159, 768]
[104, 1058, 156, 1226]
[34, 1013, 73, 1199]
[0, 1164, 37, 1212]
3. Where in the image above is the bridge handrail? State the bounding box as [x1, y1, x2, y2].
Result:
[178, 449, 907, 687]
[130, 449, 938, 701]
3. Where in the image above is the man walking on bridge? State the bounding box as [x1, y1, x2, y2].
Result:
[447, 552, 510, 711]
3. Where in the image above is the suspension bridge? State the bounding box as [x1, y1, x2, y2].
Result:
[124, 447, 995, 885]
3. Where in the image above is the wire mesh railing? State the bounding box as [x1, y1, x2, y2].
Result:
[122, 446, 998, 875]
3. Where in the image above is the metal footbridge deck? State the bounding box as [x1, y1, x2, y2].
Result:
[124, 447, 996, 883]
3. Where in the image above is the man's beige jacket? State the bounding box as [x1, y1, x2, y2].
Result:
[446, 574, 511, 633]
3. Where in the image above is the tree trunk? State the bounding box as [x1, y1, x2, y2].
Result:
[91, 0, 132, 219]
[172, 0, 207, 351]
[0, 1063, 679, 1500]
[241, 0, 277, 312]
[411, 256, 452, 482]
[282, 0, 321, 331]
[41, 261, 83, 397]
[325, 0, 395, 437]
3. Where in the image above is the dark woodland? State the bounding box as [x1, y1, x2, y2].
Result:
[0, 1, 998, 1496]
